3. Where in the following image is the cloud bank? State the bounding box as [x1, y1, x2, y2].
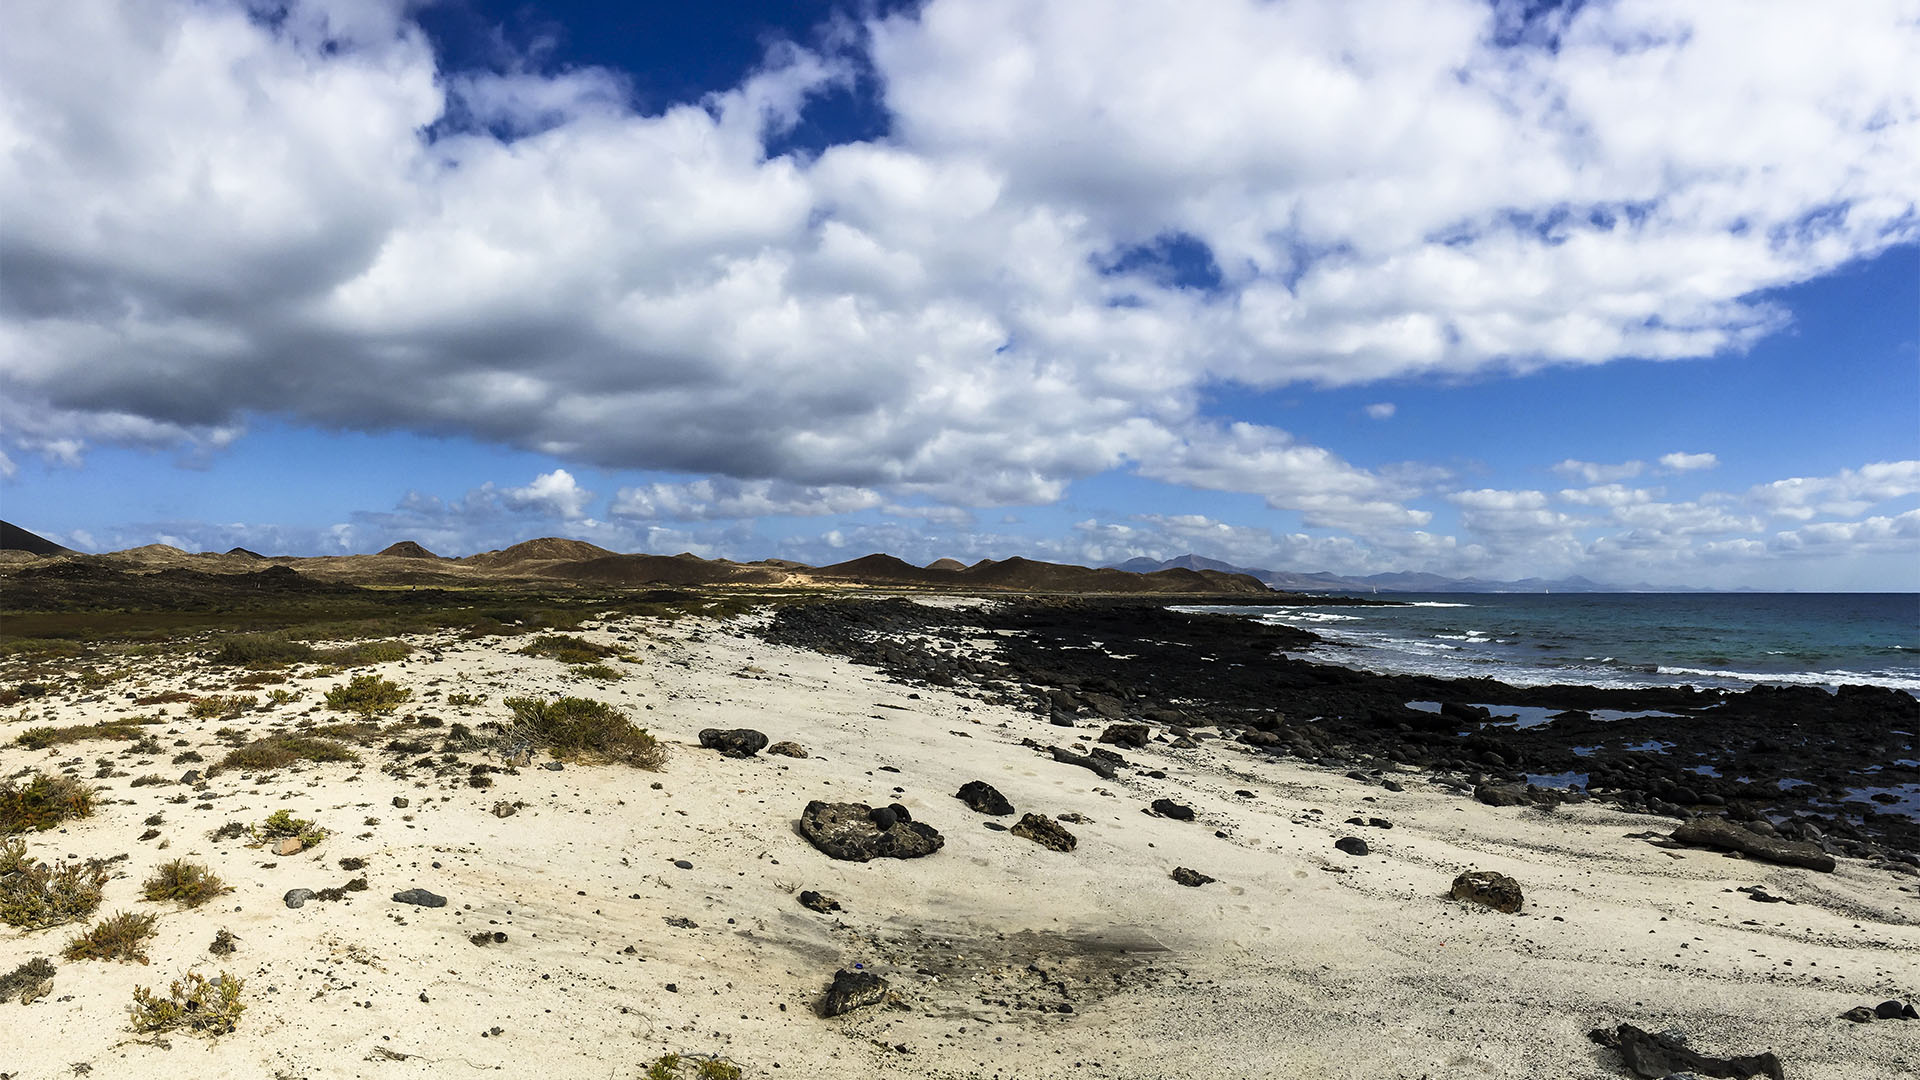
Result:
[3, 0, 1916, 586]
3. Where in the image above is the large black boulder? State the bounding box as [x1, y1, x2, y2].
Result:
[799, 801, 944, 861]
[699, 728, 770, 758]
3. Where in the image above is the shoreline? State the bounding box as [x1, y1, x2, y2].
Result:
[0, 595, 1914, 1077]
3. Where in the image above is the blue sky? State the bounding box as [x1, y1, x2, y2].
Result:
[1, 0, 1916, 589]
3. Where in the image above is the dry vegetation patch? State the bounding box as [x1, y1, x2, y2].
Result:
[208, 734, 357, 776]
[64, 910, 158, 964]
[0, 837, 108, 929]
[15, 718, 157, 750]
[0, 772, 96, 834]
[129, 970, 245, 1035]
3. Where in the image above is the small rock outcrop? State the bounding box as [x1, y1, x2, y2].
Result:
[797, 890, 841, 913]
[955, 780, 1015, 816]
[766, 741, 809, 758]
[392, 888, 448, 908]
[1450, 870, 1523, 913]
[1098, 723, 1151, 748]
[820, 968, 889, 1017]
[1588, 1024, 1784, 1080]
[1011, 813, 1077, 852]
[1670, 816, 1836, 873]
[1171, 867, 1215, 887]
[1048, 745, 1118, 779]
[798, 801, 944, 862]
[1151, 798, 1195, 821]
[699, 728, 770, 758]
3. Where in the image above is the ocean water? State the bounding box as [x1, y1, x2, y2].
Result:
[1186, 593, 1920, 693]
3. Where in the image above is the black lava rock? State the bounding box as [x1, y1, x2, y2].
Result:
[1334, 837, 1370, 856]
[698, 728, 770, 758]
[955, 780, 1015, 816]
[392, 888, 447, 908]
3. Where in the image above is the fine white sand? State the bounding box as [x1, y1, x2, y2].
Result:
[1, 607, 1915, 1079]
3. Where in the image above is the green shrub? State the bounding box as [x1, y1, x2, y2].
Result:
[518, 634, 617, 665]
[15, 720, 150, 750]
[324, 674, 411, 718]
[0, 773, 96, 834]
[572, 663, 621, 682]
[501, 696, 667, 769]
[188, 695, 256, 720]
[248, 810, 327, 848]
[128, 970, 245, 1035]
[645, 1054, 744, 1080]
[64, 910, 158, 963]
[0, 838, 108, 929]
[141, 860, 232, 908]
[212, 633, 315, 667]
[208, 735, 356, 776]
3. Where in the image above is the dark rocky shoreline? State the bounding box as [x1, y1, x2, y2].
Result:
[757, 597, 1920, 865]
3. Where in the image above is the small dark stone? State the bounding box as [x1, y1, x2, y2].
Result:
[1382, 779, 1405, 793]
[392, 796, 409, 808]
[283, 888, 317, 909]
[1874, 999, 1907, 1020]
[1841, 1005, 1877, 1023]
[699, 728, 770, 758]
[673, 859, 693, 870]
[392, 888, 447, 908]
[869, 806, 900, 831]
[1333, 837, 1369, 857]
[1098, 723, 1150, 748]
[797, 890, 841, 913]
[1150, 799, 1195, 821]
[541, 761, 564, 771]
[820, 968, 889, 1017]
[178, 770, 200, 785]
[766, 741, 809, 758]
[1171, 867, 1215, 887]
[955, 780, 1015, 816]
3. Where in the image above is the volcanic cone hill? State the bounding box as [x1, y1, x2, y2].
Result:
[378, 540, 441, 559]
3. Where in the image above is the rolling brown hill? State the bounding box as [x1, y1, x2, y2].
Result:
[1, 531, 1272, 599]
[464, 537, 616, 568]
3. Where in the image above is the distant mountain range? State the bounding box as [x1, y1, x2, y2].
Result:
[1109, 553, 1705, 593]
[0, 521, 1272, 597]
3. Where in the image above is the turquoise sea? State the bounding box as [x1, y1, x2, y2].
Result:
[1191, 593, 1920, 693]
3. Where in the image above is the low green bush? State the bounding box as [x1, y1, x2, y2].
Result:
[141, 859, 233, 908]
[500, 696, 667, 769]
[324, 674, 411, 718]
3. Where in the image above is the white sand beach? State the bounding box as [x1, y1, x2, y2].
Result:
[2, 605, 1914, 1079]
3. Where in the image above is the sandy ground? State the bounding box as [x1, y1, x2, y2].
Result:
[1, 607, 1916, 1079]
